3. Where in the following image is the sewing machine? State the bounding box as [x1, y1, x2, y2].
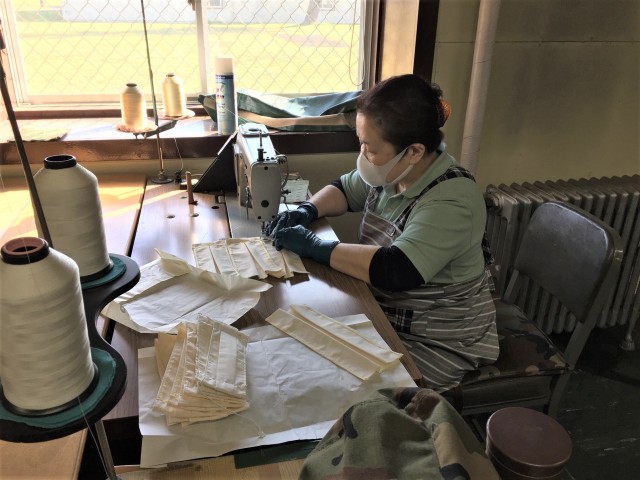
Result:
[234, 123, 284, 225]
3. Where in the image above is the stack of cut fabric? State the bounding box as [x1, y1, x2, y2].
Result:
[153, 314, 249, 426]
[193, 237, 308, 279]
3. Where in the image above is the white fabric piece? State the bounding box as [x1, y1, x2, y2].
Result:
[153, 316, 250, 426]
[154, 334, 176, 378]
[191, 241, 222, 274]
[266, 305, 402, 380]
[244, 237, 285, 278]
[102, 249, 271, 333]
[192, 240, 261, 278]
[195, 315, 249, 398]
[138, 313, 416, 468]
[193, 237, 308, 280]
[228, 240, 263, 278]
[280, 248, 307, 277]
[153, 325, 187, 415]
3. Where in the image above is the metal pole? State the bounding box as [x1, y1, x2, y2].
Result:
[0, 27, 53, 246]
[140, 0, 172, 184]
[460, 0, 502, 176]
[95, 420, 120, 480]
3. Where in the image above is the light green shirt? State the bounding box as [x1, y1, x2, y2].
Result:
[340, 151, 487, 284]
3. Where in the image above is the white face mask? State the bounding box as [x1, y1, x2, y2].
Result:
[357, 147, 412, 187]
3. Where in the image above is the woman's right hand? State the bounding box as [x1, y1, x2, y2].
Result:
[263, 201, 318, 237]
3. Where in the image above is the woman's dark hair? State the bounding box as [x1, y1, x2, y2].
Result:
[356, 74, 444, 153]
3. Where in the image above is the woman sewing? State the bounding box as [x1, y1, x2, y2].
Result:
[265, 74, 498, 392]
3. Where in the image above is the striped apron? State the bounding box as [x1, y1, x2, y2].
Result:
[360, 167, 499, 392]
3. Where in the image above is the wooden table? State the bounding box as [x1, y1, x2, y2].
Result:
[106, 181, 420, 418]
[103, 180, 420, 475]
[0, 173, 146, 480]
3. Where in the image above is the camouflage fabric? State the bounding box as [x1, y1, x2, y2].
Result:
[298, 388, 499, 480]
[462, 299, 569, 385]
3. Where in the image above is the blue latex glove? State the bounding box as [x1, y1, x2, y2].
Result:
[263, 201, 318, 237]
[273, 225, 339, 265]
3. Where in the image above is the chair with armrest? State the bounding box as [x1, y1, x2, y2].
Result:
[444, 201, 624, 418]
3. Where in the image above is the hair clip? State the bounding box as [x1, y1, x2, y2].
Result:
[437, 99, 451, 127]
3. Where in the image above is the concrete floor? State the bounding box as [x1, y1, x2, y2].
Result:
[556, 323, 640, 479]
[469, 323, 640, 480]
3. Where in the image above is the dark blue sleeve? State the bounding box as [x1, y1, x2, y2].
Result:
[369, 246, 424, 291]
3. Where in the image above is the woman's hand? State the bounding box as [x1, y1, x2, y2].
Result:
[263, 201, 318, 237]
[273, 225, 339, 265]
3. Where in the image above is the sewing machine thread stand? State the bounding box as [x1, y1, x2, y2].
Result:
[94, 420, 121, 480]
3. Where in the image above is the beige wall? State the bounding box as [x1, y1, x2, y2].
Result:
[314, 0, 639, 240]
[302, 0, 640, 241]
[432, 0, 639, 188]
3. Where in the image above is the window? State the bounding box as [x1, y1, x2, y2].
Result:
[1, 0, 377, 108]
[319, 1, 336, 11]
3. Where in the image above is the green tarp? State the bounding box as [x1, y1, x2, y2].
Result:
[199, 89, 361, 132]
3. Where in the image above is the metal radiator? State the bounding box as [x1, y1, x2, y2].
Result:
[484, 175, 640, 350]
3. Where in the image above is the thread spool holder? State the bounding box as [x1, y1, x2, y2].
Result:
[0, 255, 139, 480]
[133, 118, 177, 139]
[133, 119, 178, 184]
[1, 27, 140, 480]
[0, 254, 140, 441]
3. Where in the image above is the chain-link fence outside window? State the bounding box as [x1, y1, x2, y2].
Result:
[2, 0, 371, 106]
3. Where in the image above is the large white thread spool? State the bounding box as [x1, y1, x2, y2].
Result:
[33, 155, 112, 281]
[120, 82, 147, 131]
[0, 237, 97, 414]
[162, 73, 186, 118]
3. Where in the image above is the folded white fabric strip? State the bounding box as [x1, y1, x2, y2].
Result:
[193, 237, 308, 279]
[195, 316, 249, 399]
[266, 304, 402, 380]
[153, 315, 249, 426]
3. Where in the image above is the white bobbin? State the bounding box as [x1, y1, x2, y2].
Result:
[162, 73, 187, 117]
[120, 82, 147, 131]
[0, 237, 96, 414]
[33, 154, 112, 281]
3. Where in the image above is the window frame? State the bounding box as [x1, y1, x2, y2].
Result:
[0, 0, 439, 146]
[2, 0, 378, 109]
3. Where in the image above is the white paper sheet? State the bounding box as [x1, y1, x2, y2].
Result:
[103, 249, 272, 333]
[138, 314, 416, 467]
[282, 179, 310, 203]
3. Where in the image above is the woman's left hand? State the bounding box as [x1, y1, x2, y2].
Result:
[273, 225, 339, 266]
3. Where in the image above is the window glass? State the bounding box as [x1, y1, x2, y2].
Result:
[2, 0, 371, 106]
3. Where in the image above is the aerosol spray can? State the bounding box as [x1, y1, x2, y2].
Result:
[215, 56, 237, 135]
